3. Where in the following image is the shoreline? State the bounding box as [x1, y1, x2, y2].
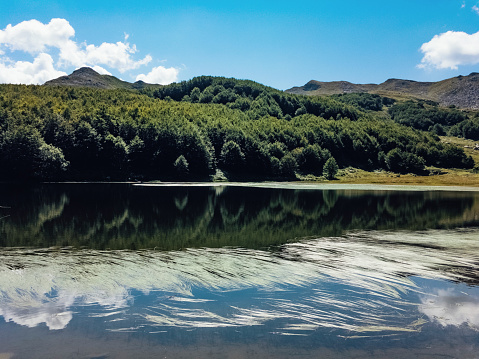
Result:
[135, 182, 479, 192]
[4, 169, 478, 190]
[334, 169, 479, 188]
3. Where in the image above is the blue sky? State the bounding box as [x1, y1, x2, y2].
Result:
[1, 0, 479, 89]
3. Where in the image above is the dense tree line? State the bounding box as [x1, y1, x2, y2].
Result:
[332, 93, 395, 111]
[388, 100, 476, 138]
[149, 76, 360, 121]
[449, 116, 479, 140]
[0, 80, 475, 181]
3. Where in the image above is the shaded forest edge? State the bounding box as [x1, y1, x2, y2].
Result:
[0, 75, 477, 182]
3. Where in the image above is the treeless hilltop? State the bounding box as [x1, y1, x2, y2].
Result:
[287, 72, 479, 110]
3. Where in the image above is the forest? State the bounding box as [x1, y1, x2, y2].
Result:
[388, 100, 479, 139]
[0, 76, 476, 181]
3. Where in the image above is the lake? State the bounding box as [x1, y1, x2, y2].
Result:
[1, 183, 479, 358]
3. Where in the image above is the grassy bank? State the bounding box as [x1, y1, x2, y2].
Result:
[440, 136, 479, 164]
[326, 136, 479, 187]
[333, 167, 479, 187]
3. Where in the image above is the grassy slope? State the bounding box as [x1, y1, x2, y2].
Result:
[289, 73, 479, 110]
[319, 136, 479, 187]
[335, 168, 479, 187]
[441, 136, 479, 164]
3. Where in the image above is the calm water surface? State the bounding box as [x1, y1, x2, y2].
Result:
[1, 183, 479, 358]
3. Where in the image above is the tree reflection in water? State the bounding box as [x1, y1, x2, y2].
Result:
[1, 184, 479, 358]
[0, 183, 478, 250]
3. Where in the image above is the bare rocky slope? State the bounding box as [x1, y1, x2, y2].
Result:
[286, 73, 479, 109]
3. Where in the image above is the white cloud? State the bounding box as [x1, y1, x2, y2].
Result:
[0, 53, 67, 84]
[473, 5, 479, 13]
[91, 65, 112, 76]
[0, 18, 74, 54]
[0, 18, 159, 83]
[418, 30, 479, 69]
[80, 41, 152, 72]
[56, 35, 152, 73]
[136, 65, 179, 84]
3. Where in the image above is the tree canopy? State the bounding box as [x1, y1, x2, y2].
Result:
[0, 78, 475, 181]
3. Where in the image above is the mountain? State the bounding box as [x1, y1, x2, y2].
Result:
[44, 67, 161, 90]
[286, 73, 479, 109]
[46, 68, 479, 110]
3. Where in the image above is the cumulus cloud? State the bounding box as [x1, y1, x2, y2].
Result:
[136, 65, 179, 84]
[55, 33, 152, 73]
[0, 53, 67, 84]
[91, 65, 112, 76]
[473, 5, 479, 13]
[0, 18, 74, 54]
[418, 30, 479, 69]
[0, 18, 165, 84]
[81, 41, 152, 72]
[0, 19, 151, 72]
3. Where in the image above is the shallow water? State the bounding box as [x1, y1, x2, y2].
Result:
[1, 183, 479, 358]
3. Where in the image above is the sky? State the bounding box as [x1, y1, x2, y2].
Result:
[1, 0, 479, 90]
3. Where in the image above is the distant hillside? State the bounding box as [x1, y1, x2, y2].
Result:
[287, 73, 479, 110]
[44, 67, 161, 90]
[46, 68, 479, 110]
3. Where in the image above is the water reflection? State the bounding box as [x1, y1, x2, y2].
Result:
[420, 288, 479, 329]
[0, 294, 73, 330]
[0, 183, 478, 250]
[2, 184, 479, 357]
[1, 228, 479, 336]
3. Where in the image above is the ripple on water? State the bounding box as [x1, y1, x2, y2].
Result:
[1, 228, 479, 337]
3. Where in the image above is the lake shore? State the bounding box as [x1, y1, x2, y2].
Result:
[333, 167, 479, 187]
[18, 167, 478, 189]
[136, 179, 479, 193]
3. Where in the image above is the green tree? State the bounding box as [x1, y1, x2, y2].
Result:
[35, 143, 69, 179]
[270, 156, 281, 176]
[190, 87, 201, 103]
[72, 121, 102, 171]
[323, 157, 339, 180]
[219, 140, 245, 172]
[101, 134, 128, 174]
[174, 155, 189, 177]
[299, 144, 326, 174]
[280, 153, 298, 178]
[0, 127, 68, 180]
[127, 135, 146, 174]
[385, 148, 425, 174]
[267, 141, 287, 159]
[294, 105, 307, 117]
[0, 127, 43, 179]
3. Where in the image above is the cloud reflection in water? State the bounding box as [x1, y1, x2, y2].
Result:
[1, 228, 479, 335]
[420, 288, 479, 330]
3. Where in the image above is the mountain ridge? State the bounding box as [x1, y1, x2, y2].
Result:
[286, 73, 479, 109]
[44, 67, 161, 90]
[44, 67, 479, 109]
